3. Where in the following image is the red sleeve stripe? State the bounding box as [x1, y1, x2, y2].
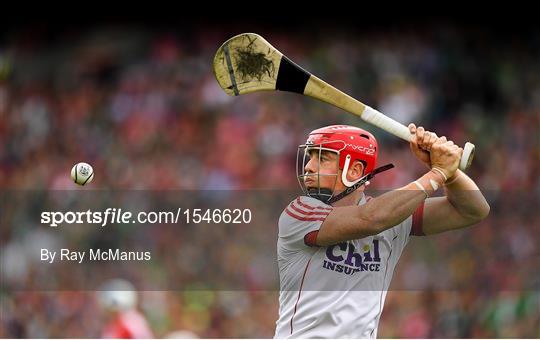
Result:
[411, 202, 425, 236]
[285, 207, 328, 222]
[295, 197, 333, 211]
[289, 202, 331, 216]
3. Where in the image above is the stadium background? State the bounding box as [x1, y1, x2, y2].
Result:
[1, 16, 539, 338]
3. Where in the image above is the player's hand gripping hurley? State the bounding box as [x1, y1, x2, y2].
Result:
[213, 33, 475, 170]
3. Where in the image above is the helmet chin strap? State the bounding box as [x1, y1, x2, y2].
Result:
[307, 188, 334, 204]
[327, 162, 395, 205]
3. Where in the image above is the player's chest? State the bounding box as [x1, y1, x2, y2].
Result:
[318, 236, 392, 277]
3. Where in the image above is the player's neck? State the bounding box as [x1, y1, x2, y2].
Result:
[331, 188, 364, 207]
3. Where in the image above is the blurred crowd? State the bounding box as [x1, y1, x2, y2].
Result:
[1, 24, 539, 338]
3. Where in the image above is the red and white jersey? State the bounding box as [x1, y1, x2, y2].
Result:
[102, 309, 154, 339]
[274, 195, 424, 339]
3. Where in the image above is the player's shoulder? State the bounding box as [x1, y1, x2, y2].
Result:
[281, 195, 333, 222]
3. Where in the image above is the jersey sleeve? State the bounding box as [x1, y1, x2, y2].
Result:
[388, 201, 425, 255]
[278, 196, 333, 250]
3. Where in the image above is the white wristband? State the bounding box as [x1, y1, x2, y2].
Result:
[431, 167, 448, 182]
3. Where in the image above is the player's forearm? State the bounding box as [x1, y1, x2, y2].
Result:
[444, 170, 490, 221]
[364, 170, 444, 234]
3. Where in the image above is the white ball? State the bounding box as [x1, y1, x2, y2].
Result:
[71, 162, 94, 185]
[96, 279, 137, 311]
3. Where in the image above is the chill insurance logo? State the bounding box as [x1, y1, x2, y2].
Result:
[323, 240, 381, 275]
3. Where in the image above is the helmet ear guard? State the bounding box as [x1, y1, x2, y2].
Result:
[341, 154, 365, 188]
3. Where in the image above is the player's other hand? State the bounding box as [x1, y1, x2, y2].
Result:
[408, 123, 432, 168]
[409, 124, 462, 179]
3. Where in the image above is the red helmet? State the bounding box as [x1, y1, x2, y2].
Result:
[306, 125, 378, 175]
[297, 125, 378, 203]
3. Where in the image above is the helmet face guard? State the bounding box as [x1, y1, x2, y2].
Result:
[296, 140, 345, 204]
